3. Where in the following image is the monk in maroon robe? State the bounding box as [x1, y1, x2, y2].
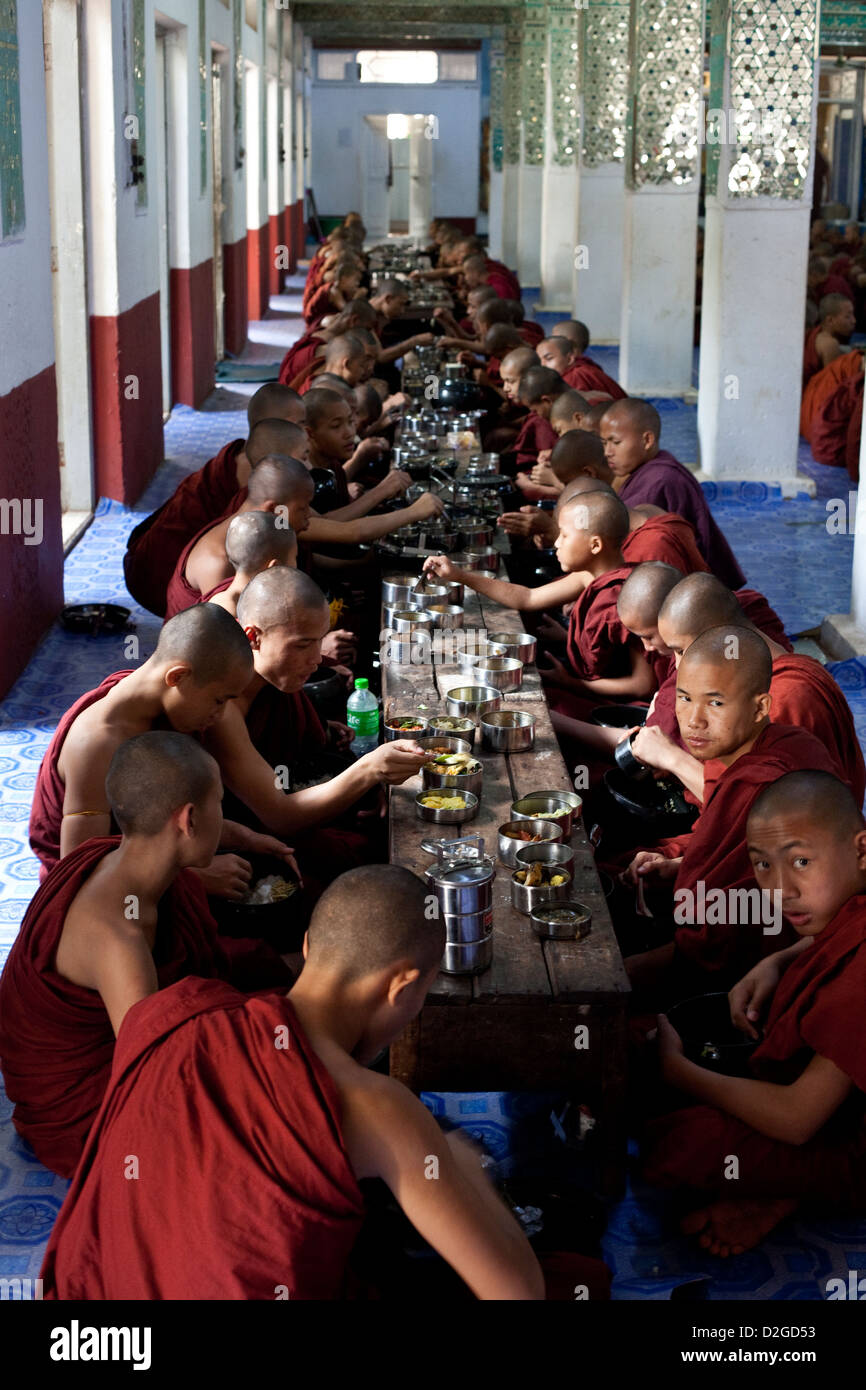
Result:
[3, 734, 289, 1176]
[646, 771, 866, 1255]
[622, 510, 710, 575]
[122, 383, 305, 616]
[800, 349, 865, 466]
[601, 398, 745, 589]
[42, 868, 546, 1300]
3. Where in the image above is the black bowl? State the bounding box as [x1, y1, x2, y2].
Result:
[61, 603, 131, 635]
[212, 853, 306, 952]
[603, 767, 698, 837]
[591, 704, 649, 729]
[302, 666, 346, 722]
[437, 378, 483, 410]
[667, 992, 758, 1077]
[309, 467, 340, 512]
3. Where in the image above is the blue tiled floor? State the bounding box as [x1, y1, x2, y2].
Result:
[0, 274, 864, 1296]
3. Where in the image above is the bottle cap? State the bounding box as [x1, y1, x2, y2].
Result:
[354, 678, 369, 690]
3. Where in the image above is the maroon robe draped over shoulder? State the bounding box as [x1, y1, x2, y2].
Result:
[618, 452, 746, 589]
[41, 978, 366, 1297]
[123, 440, 245, 616]
[512, 412, 558, 470]
[622, 512, 710, 575]
[545, 566, 640, 727]
[564, 356, 626, 400]
[279, 330, 321, 386]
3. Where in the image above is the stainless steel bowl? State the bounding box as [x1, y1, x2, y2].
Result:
[511, 793, 576, 838]
[415, 789, 479, 824]
[382, 572, 423, 608]
[449, 550, 487, 572]
[416, 734, 472, 759]
[445, 685, 503, 721]
[442, 906, 494, 945]
[410, 584, 451, 611]
[485, 631, 538, 666]
[469, 657, 523, 692]
[441, 935, 493, 975]
[511, 859, 573, 916]
[383, 715, 431, 742]
[422, 759, 484, 801]
[466, 452, 500, 473]
[531, 788, 584, 822]
[514, 841, 575, 877]
[428, 715, 477, 744]
[463, 548, 499, 571]
[530, 899, 592, 941]
[458, 523, 495, 549]
[458, 642, 493, 672]
[497, 818, 564, 868]
[480, 709, 536, 752]
[388, 608, 435, 635]
[424, 855, 495, 916]
[427, 603, 465, 630]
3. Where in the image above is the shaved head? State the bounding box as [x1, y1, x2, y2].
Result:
[154, 603, 253, 684]
[602, 397, 662, 441]
[225, 510, 297, 573]
[748, 769, 865, 840]
[658, 571, 744, 639]
[559, 488, 629, 544]
[501, 346, 539, 375]
[236, 564, 328, 634]
[106, 732, 219, 837]
[583, 402, 609, 432]
[553, 320, 590, 353]
[247, 455, 314, 506]
[247, 419, 308, 467]
[550, 429, 612, 483]
[618, 562, 685, 625]
[550, 388, 590, 423]
[324, 334, 365, 365]
[679, 625, 772, 697]
[541, 335, 577, 360]
[304, 387, 352, 427]
[305, 865, 445, 981]
[247, 383, 304, 428]
[518, 365, 567, 405]
[476, 299, 514, 329]
[819, 292, 853, 321]
[484, 323, 524, 357]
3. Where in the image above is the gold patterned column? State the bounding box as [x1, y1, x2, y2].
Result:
[516, 0, 546, 286]
[501, 14, 523, 268]
[539, 2, 580, 308]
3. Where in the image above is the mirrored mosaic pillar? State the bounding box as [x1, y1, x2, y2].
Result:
[619, 0, 704, 394]
[501, 17, 523, 269]
[538, 3, 580, 311]
[571, 0, 629, 341]
[516, 0, 546, 288]
[698, 0, 820, 482]
[487, 37, 506, 259]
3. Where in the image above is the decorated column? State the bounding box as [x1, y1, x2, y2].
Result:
[501, 16, 523, 270]
[698, 0, 820, 482]
[487, 37, 506, 260]
[571, 0, 629, 342]
[619, 0, 704, 394]
[538, 3, 580, 312]
[516, 0, 545, 289]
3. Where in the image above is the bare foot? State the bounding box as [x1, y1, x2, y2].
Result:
[681, 1197, 799, 1257]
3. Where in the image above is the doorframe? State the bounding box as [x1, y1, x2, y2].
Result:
[154, 27, 172, 418]
[212, 47, 227, 362]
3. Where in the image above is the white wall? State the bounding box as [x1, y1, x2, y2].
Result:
[0, 0, 56, 397]
[310, 80, 481, 219]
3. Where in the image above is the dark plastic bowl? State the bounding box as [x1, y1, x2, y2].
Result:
[61, 603, 131, 635]
[603, 768, 698, 836]
[667, 992, 758, 1077]
[211, 853, 306, 952]
[591, 704, 649, 729]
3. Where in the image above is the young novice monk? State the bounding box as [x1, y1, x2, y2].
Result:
[123, 384, 305, 616]
[1, 732, 290, 1177]
[41, 866, 546, 1300]
[29, 604, 294, 896]
[206, 510, 298, 613]
[623, 627, 844, 993]
[538, 335, 625, 401]
[601, 399, 745, 588]
[646, 770, 866, 1256]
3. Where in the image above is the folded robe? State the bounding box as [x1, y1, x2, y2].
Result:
[41, 977, 366, 1298]
[800, 352, 865, 466]
[0, 839, 290, 1178]
[665, 724, 843, 977]
[618, 452, 746, 589]
[563, 356, 626, 400]
[485, 258, 521, 299]
[512, 411, 558, 471]
[122, 440, 245, 616]
[645, 894, 866, 1206]
[621, 512, 710, 574]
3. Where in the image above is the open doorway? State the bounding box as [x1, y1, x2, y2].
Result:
[43, 0, 94, 532]
[361, 114, 434, 239]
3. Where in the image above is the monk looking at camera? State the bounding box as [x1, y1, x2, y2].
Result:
[646, 771, 866, 1256]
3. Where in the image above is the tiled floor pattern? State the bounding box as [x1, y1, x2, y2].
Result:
[0, 273, 864, 1297]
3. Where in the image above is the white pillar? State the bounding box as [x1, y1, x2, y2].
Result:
[538, 8, 579, 312]
[620, 185, 698, 395]
[619, 0, 704, 395]
[574, 165, 625, 342]
[487, 38, 505, 260]
[515, 0, 545, 289]
[501, 165, 521, 268]
[408, 119, 433, 244]
[517, 154, 543, 288]
[488, 168, 504, 259]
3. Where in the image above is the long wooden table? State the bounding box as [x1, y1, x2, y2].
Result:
[384, 573, 631, 1196]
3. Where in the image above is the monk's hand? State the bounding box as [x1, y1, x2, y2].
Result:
[327, 719, 354, 751]
[529, 461, 557, 488]
[624, 850, 678, 885]
[347, 482, 364, 500]
[321, 628, 358, 664]
[364, 740, 429, 785]
[411, 332, 435, 348]
[355, 437, 391, 467]
[729, 960, 778, 1040]
[536, 652, 574, 688]
[656, 1014, 685, 1082]
[628, 724, 677, 774]
[237, 834, 302, 887]
[409, 492, 445, 521]
[196, 853, 253, 901]
[497, 511, 538, 539]
[422, 554, 458, 584]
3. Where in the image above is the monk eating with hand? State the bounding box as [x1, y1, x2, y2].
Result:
[123, 383, 305, 616]
[622, 626, 844, 996]
[29, 604, 295, 899]
[645, 770, 866, 1256]
[601, 399, 745, 588]
[627, 571, 860, 803]
[41, 865, 545, 1300]
[164, 456, 313, 618]
[1, 732, 291, 1178]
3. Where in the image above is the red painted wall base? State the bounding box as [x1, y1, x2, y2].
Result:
[170, 259, 215, 408]
[90, 292, 164, 505]
[223, 234, 248, 357]
[0, 365, 64, 697]
[247, 222, 270, 321]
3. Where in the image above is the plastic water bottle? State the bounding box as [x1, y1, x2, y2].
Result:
[346, 678, 380, 757]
